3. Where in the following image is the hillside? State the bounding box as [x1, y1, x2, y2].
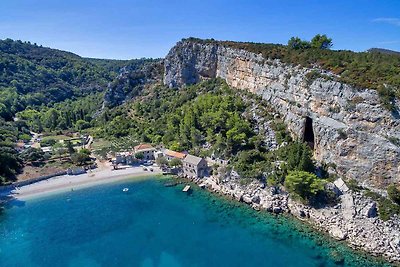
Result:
[1, 37, 400, 189]
[368, 48, 400, 56]
[164, 38, 400, 189]
[0, 39, 159, 183]
[0, 39, 160, 121]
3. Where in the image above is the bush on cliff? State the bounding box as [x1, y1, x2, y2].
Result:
[387, 184, 400, 205]
[284, 171, 326, 203]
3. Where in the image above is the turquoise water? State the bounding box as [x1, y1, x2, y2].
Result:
[0, 177, 390, 267]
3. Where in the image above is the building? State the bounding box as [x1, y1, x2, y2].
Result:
[114, 152, 135, 165]
[134, 143, 156, 160]
[163, 149, 186, 161]
[67, 167, 86, 175]
[182, 154, 208, 178]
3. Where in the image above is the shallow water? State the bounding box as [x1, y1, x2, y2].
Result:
[0, 177, 391, 267]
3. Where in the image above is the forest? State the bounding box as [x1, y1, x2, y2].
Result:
[0, 39, 153, 183]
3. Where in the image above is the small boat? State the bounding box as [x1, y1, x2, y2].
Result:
[164, 181, 178, 187]
[122, 188, 129, 192]
[182, 185, 191, 192]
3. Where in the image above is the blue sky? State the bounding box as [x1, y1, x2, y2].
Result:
[0, 0, 399, 59]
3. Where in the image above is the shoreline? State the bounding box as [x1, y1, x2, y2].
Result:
[1, 164, 163, 200]
[183, 175, 400, 264]
[1, 166, 398, 264]
[184, 178, 390, 265]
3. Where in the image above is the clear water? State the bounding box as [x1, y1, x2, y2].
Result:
[0, 177, 390, 267]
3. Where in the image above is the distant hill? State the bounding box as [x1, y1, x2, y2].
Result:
[0, 39, 155, 121]
[368, 48, 400, 56]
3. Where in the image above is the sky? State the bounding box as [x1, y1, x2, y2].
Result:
[0, 0, 399, 59]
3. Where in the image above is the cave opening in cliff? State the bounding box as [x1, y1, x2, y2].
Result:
[303, 116, 315, 149]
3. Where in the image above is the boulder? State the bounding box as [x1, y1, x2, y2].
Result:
[272, 206, 282, 214]
[242, 195, 252, 204]
[341, 194, 355, 220]
[329, 226, 348, 240]
[251, 195, 261, 204]
[325, 182, 342, 196]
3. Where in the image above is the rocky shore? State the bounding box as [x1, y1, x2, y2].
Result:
[183, 174, 400, 263]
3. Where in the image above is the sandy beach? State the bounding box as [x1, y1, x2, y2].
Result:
[3, 163, 163, 200]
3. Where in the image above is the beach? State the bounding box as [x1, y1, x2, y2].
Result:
[3, 163, 162, 200]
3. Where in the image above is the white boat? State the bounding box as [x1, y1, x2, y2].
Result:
[122, 188, 129, 192]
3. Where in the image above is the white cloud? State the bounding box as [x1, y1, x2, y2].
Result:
[373, 18, 400, 27]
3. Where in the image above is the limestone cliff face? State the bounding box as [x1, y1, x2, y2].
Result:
[103, 60, 163, 108]
[164, 40, 400, 188]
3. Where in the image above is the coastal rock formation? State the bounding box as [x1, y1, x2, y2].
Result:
[191, 175, 400, 263]
[164, 39, 400, 188]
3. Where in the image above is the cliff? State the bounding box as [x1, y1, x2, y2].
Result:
[164, 39, 400, 189]
[103, 59, 163, 108]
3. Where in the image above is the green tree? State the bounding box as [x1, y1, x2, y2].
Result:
[169, 158, 182, 167]
[71, 151, 90, 166]
[287, 37, 310, 50]
[75, 119, 90, 131]
[43, 108, 59, 130]
[20, 147, 45, 162]
[135, 152, 144, 160]
[284, 171, 326, 202]
[53, 142, 67, 160]
[310, 34, 333, 50]
[65, 141, 75, 156]
[283, 141, 315, 173]
[79, 148, 91, 157]
[388, 184, 400, 205]
[156, 156, 168, 166]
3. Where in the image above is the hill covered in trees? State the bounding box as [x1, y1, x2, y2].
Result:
[0, 39, 159, 183]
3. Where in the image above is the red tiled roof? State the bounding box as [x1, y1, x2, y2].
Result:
[134, 143, 154, 151]
[165, 149, 186, 159]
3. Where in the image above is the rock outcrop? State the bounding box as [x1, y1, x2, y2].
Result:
[103, 60, 163, 108]
[190, 174, 400, 263]
[164, 39, 400, 188]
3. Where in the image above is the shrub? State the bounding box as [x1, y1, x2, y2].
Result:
[346, 179, 363, 192]
[388, 137, 400, 147]
[284, 171, 326, 202]
[40, 138, 57, 147]
[156, 156, 168, 167]
[387, 184, 400, 205]
[284, 141, 315, 173]
[377, 85, 396, 112]
[20, 147, 45, 162]
[337, 129, 347, 140]
[364, 190, 400, 221]
[169, 158, 182, 167]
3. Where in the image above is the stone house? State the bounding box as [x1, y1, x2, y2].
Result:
[182, 154, 208, 178]
[114, 152, 135, 165]
[134, 143, 156, 160]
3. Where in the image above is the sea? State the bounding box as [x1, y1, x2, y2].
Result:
[0, 177, 391, 267]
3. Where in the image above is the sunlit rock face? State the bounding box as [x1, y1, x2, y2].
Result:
[164, 39, 400, 188]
